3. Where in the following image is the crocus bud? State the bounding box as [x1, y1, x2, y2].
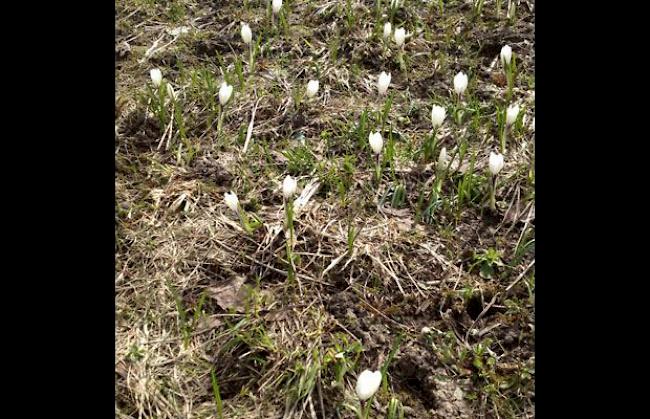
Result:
[272, 0, 282, 14]
[394, 27, 406, 47]
[241, 23, 252, 44]
[356, 370, 382, 401]
[531, 117, 535, 132]
[438, 147, 448, 168]
[431, 105, 446, 128]
[453, 71, 468, 96]
[489, 152, 505, 176]
[377, 71, 391, 95]
[283, 175, 297, 199]
[505, 104, 519, 126]
[383, 22, 392, 39]
[369, 132, 383, 155]
[224, 192, 239, 212]
[305, 80, 319, 98]
[150, 68, 162, 87]
[219, 82, 233, 106]
[166, 84, 176, 100]
[390, 0, 401, 9]
[500, 45, 512, 66]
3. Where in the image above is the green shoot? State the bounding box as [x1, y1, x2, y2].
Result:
[234, 56, 245, 87]
[381, 333, 403, 391]
[284, 197, 296, 285]
[347, 222, 362, 255]
[210, 368, 224, 419]
[387, 397, 405, 419]
[473, 0, 485, 19]
[167, 280, 190, 349]
[381, 93, 394, 132]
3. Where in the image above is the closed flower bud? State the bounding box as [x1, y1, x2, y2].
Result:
[241, 23, 252, 44]
[489, 152, 505, 176]
[438, 147, 449, 168]
[505, 103, 520, 126]
[369, 132, 384, 155]
[394, 27, 406, 47]
[219, 82, 233, 106]
[305, 80, 319, 98]
[166, 84, 176, 100]
[500, 44, 512, 66]
[453, 71, 468, 96]
[272, 0, 282, 14]
[431, 105, 446, 128]
[383, 22, 392, 39]
[150, 68, 162, 87]
[377, 71, 391, 95]
[224, 192, 239, 212]
[356, 370, 382, 401]
[283, 175, 297, 199]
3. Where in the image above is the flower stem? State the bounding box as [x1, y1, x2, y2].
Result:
[489, 175, 497, 212]
[375, 153, 382, 187]
[381, 95, 392, 133]
[217, 104, 225, 139]
[249, 43, 254, 73]
[285, 199, 295, 283]
[506, 63, 513, 101]
[237, 207, 253, 234]
[426, 128, 438, 162]
[362, 396, 374, 419]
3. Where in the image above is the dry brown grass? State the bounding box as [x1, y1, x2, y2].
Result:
[116, 1, 535, 417]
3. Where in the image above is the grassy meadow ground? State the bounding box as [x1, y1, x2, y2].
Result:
[115, 0, 535, 417]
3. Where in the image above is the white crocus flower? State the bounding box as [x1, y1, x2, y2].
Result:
[241, 23, 252, 44]
[500, 44, 512, 66]
[224, 192, 239, 212]
[377, 71, 391, 95]
[394, 27, 406, 47]
[506, 103, 520, 126]
[283, 175, 297, 199]
[150, 68, 162, 87]
[369, 132, 384, 155]
[305, 80, 319, 98]
[272, 0, 282, 14]
[219, 82, 233, 106]
[355, 370, 382, 401]
[489, 152, 505, 176]
[453, 71, 468, 96]
[438, 147, 449, 168]
[383, 22, 392, 39]
[431, 105, 446, 128]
